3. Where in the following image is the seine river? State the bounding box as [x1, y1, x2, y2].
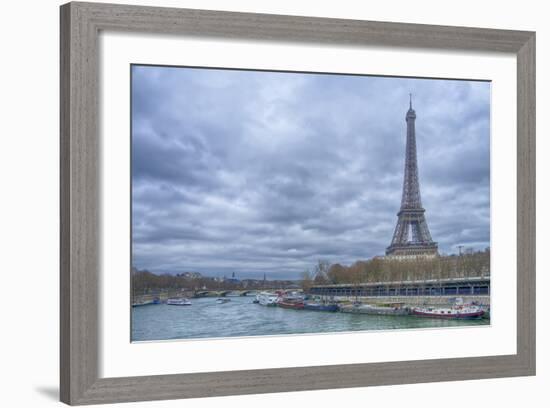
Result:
[131, 296, 489, 342]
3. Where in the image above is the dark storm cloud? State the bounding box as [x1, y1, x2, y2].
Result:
[131, 66, 490, 279]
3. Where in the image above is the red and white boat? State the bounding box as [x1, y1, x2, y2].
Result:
[277, 299, 305, 310]
[412, 302, 484, 319]
[276, 292, 305, 310]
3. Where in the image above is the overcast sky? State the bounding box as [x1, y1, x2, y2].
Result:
[131, 65, 490, 279]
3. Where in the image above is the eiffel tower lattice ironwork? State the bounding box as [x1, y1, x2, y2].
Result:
[386, 96, 438, 258]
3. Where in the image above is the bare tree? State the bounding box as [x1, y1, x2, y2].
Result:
[300, 269, 314, 292]
[313, 260, 331, 284]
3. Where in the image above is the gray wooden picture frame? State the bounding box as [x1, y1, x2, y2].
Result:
[60, 1, 536, 405]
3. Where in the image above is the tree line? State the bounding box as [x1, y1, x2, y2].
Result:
[131, 267, 298, 295]
[300, 248, 490, 291]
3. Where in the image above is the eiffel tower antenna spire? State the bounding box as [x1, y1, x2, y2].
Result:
[386, 99, 438, 258]
[409, 93, 412, 109]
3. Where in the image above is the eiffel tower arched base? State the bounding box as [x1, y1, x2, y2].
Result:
[385, 243, 439, 259]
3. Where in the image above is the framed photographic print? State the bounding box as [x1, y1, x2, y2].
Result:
[129, 66, 492, 342]
[60, 1, 535, 405]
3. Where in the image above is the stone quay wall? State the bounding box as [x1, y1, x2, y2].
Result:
[333, 295, 490, 307]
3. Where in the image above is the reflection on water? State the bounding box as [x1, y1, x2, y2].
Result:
[131, 296, 489, 342]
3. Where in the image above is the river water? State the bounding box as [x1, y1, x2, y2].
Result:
[131, 296, 489, 342]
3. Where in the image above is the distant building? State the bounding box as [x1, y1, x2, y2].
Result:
[223, 271, 240, 284]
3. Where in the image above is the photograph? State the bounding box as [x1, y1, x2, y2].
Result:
[130, 65, 491, 342]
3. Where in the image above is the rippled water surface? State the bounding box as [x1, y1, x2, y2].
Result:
[131, 296, 489, 342]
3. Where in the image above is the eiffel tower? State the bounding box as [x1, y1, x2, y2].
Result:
[386, 96, 438, 258]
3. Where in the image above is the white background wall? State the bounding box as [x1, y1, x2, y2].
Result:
[0, 0, 545, 407]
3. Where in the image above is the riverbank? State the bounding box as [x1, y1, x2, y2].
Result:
[332, 294, 490, 307]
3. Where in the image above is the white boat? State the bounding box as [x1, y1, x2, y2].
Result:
[216, 298, 231, 304]
[280, 291, 304, 301]
[257, 291, 279, 306]
[166, 297, 192, 306]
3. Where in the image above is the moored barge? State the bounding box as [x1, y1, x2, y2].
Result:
[277, 299, 305, 310]
[339, 302, 410, 316]
[303, 302, 339, 312]
[411, 304, 484, 319]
